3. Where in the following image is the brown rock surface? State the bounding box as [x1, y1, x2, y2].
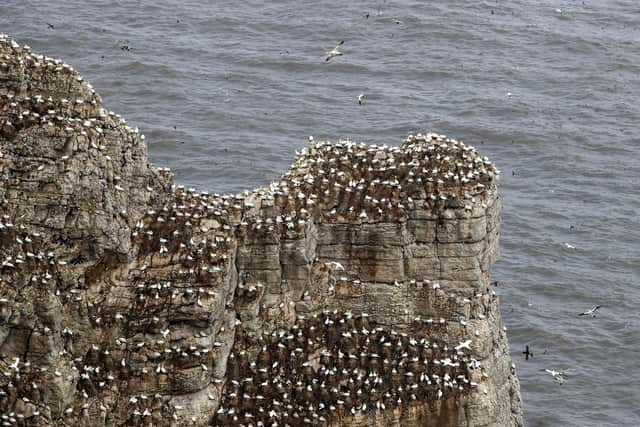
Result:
[0, 34, 523, 426]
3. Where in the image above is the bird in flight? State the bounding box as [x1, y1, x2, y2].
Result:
[325, 41, 344, 62]
[46, 23, 55, 29]
[543, 369, 567, 384]
[579, 305, 601, 317]
[522, 345, 533, 360]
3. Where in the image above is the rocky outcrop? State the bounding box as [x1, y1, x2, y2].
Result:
[0, 34, 523, 426]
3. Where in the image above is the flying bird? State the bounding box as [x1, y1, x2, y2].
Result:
[325, 41, 344, 62]
[522, 345, 533, 361]
[579, 305, 601, 317]
[543, 369, 568, 384]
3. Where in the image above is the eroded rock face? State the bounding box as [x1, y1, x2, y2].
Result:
[0, 34, 523, 426]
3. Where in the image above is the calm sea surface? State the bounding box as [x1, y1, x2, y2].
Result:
[2, 1, 639, 425]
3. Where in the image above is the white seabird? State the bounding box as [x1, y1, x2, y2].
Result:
[325, 41, 344, 62]
[325, 261, 345, 271]
[543, 369, 568, 384]
[578, 305, 601, 317]
[454, 339, 472, 352]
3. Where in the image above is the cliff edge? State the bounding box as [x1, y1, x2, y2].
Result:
[0, 35, 523, 426]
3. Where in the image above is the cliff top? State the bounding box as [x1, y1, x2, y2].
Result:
[0, 33, 498, 228]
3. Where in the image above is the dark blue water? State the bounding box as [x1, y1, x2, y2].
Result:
[2, 1, 639, 425]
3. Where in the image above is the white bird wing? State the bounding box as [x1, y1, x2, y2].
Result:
[325, 41, 343, 54]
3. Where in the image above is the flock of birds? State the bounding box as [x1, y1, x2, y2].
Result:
[0, 33, 515, 426]
[520, 291, 602, 384]
[214, 310, 484, 425]
[3, 4, 609, 423]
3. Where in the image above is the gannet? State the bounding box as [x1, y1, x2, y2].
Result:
[325, 41, 344, 62]
[578, 305, 601, 317]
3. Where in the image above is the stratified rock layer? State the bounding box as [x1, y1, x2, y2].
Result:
[0, 35, 523, 426]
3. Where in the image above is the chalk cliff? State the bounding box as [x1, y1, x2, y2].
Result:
[0, 35, 523, 426]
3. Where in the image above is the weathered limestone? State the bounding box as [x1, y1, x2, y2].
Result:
[0, 35, 523, 426]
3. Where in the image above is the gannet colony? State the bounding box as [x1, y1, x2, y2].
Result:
[0, 35, 524, 426]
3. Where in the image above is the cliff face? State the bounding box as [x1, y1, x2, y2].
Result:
[0, 35, 523, 426]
